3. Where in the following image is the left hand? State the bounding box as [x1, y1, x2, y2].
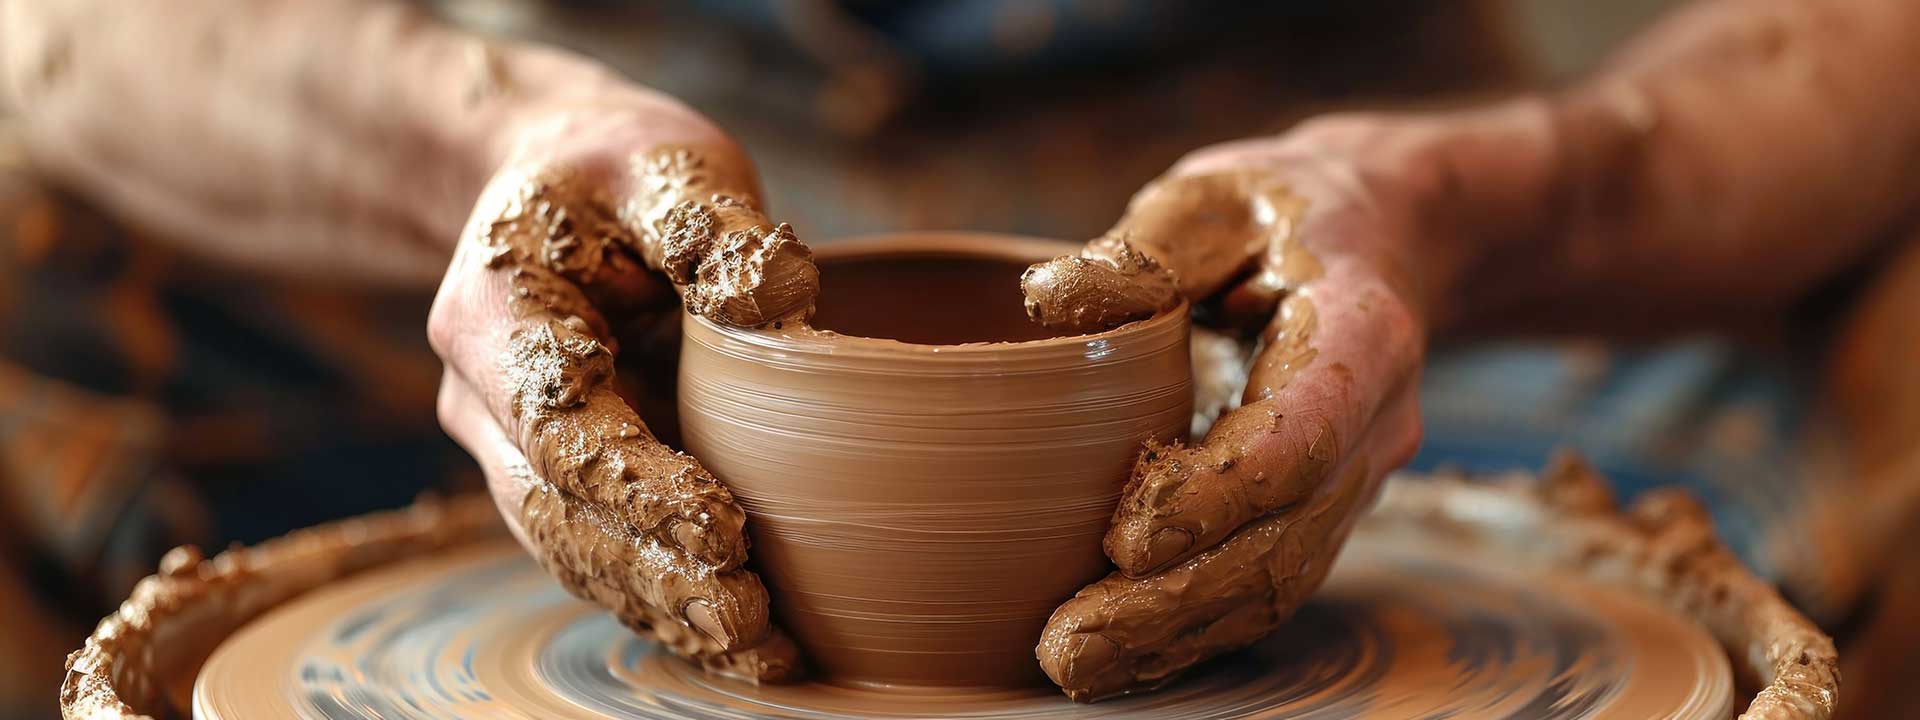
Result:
[431, 96, 814, 682]
[1034, 105, 1556, 700]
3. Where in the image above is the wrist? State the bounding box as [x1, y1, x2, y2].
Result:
[362, 13, 545, 251]
[461, 46, 751, 223]
[1385, 96, 1565, 330]
[391, 26, 694, 249]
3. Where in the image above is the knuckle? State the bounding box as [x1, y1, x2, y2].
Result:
[434, 382, 464, 435]
[1286, 112, 1392, 150]
[1393, 413, 1424, 467]
[425, 281, 464, 361]
[1356, 282, 1423, 365]
[1172, 137, 1280, 174]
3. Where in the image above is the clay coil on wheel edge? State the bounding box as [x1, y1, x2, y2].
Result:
[60, 495, 507, 720]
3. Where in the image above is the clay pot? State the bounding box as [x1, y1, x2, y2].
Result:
[677, 233, 1194, 687]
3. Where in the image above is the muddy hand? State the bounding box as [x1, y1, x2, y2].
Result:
[1028, 121, 1441, 701]
[431, 107, 815, 682]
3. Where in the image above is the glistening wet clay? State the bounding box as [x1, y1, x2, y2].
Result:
[678, 233, 1194, 688]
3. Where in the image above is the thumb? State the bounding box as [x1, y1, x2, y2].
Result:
[1018, 169, 1308, 336]
[1109, 170, 1308, 305]
[615, 144, 819, 328]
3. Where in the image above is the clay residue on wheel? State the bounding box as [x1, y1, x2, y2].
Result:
[1370, 455, 1841, 720]
[471, 153, 806, 682]
[61, 497, 505, 719]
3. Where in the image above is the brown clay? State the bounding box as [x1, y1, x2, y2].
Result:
[1019, 171, 1338, 587]
[1369, 455, 1840, 720]
[93, 472, 1819, 719]
[677, 233, 1194, 687]
[482, 162, 1408, 703]
[1020, 236, 1180, 334]
[1037, 459, 1370, 701]
[1020, 171, 1313, 337]
[189, 519, 1736, 719]
[1014, 170, 1393, 701]
[623, 147, 819, 329]
[59, 496, 505, 720]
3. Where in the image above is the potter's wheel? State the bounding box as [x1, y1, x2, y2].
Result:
[191, 531, 1733, 719]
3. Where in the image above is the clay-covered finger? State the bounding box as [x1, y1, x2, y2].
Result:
[1020, 171, 1308, 335]
[1109, 171, 1312, 304]
[495, 278, 747, 568]
[1037, 460, 1372, 702]
[1103, 259, 1422, 577]
[439, 375, 756, 645]
[438, 369, 730, 573]
[619, 146, 820, 328]
[1020, 236, 1180, 333]
[520, 484, 774, 652]
[437, 373, 796, 677]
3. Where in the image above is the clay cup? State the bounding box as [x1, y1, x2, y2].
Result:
[678, 233, 1192, 687]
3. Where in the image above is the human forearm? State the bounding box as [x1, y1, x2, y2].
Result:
[0, 0, 676, 286]
[1442, 0, 1920, 332]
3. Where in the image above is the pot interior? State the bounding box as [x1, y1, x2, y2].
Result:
[809, 252, 1066, 345]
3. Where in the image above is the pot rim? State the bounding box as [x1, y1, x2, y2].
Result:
[683, 231, 1191, 361]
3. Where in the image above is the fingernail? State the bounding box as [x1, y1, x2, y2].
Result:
[683, 600, 734, 647]
[672, 520, 709, 556]
[1142, 527, 1193, 573]
[1074, 633, 1121, 670]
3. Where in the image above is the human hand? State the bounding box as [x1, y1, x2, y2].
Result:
[1028, 103, 1558, 700]
[428, 95, 817, 682]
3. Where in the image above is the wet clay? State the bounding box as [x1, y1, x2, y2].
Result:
[677, 233, 1193, 687]
[1369, 456, 1840, 720]
[619, 147, 821, 327]
[179, 473, 1820, 720]
[1020, 236, 1180, 335]
[470, 146, 818, 682]
[61, 496, 505, 720]
[193, 534, 1738, 720]
[1020, 171, 1315, 336]
[1036, 459, 1369, 701]
[1021, 172, 1362, 700]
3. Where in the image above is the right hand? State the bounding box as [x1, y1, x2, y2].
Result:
[1032, 103, 1561, 700]
[428, 94, 809, 682]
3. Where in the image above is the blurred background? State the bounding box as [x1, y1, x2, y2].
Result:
[4, 1, 1914, 718]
